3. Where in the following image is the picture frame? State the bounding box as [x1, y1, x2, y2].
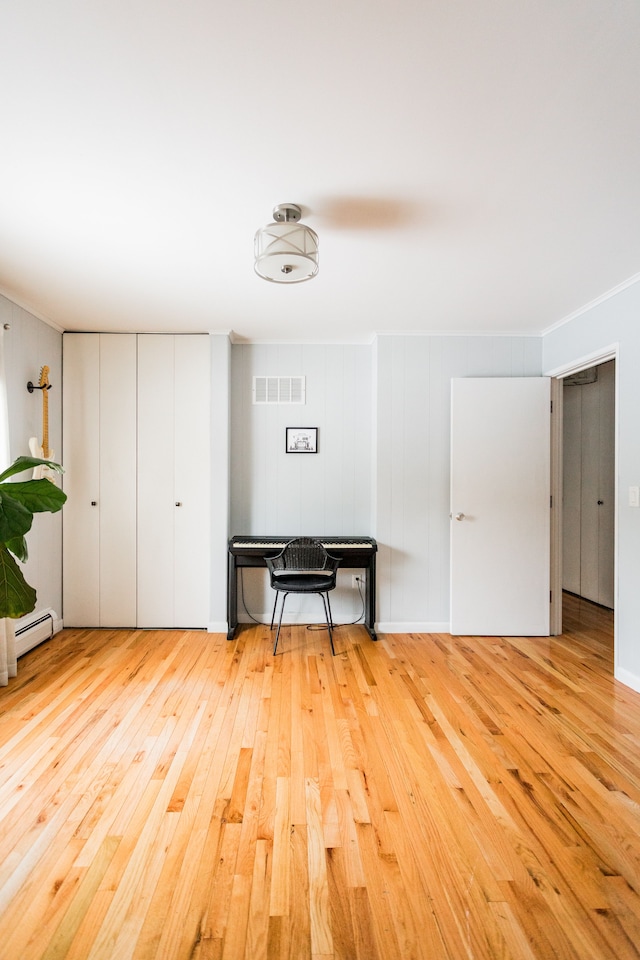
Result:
[286, 427, 318, 454]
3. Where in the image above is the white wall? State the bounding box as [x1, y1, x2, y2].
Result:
[230, 342, 372, 623]
[543, 277, 640, 690]
[230, 336, 544, 632]
[375, 335, 543, 630]
[0, 296, 63, 622]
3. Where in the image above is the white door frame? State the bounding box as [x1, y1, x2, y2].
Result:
[545, 344, 619, 654]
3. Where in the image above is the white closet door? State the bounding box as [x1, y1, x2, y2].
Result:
[562, 384, 582, 595]
[597, 361, 615, 608]
[62, 334, 100, 626]
[137, 335, 210, 627]
[173, 335, 211, 626]
[564, 362, 615, 608]
[137, 335, 174, 627]
[98, 336, 137, 625]
[581, 360, 615, 607]
[62, 334, 137, 626]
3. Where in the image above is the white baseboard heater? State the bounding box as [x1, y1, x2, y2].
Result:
[15, 608, 59, 658]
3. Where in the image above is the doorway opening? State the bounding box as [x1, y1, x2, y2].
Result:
[562, 359, 615, 611]
[549, 348, 617, 658]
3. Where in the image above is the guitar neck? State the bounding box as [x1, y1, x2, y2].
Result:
[42, 383, 49, 458]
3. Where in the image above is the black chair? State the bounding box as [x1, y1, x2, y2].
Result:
[266, 537, 340, 655]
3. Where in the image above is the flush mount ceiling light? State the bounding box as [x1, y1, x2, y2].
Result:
[254, 203, 319, 283]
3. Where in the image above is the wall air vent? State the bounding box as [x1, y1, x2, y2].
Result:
[253, 376, 306, 404]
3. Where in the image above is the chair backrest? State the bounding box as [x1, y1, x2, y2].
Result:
[269, 537, 333, 572]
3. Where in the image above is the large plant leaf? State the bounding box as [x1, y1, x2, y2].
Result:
[0, 455, 64, 483]
[0, 456, 66, 619]
[0, 479, 67, 513]
[5, 535, 28, 562]
[0, 492, 33, 542]
[0, 545, 37, 618]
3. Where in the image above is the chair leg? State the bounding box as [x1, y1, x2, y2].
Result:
[321, 593, 336, 656]
[270, 591, 279, 630]
[325, 592, 335, 631]
[273, 592, 288, 655]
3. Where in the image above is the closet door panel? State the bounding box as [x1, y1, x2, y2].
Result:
[137, 334, 210, 628]
[98, 335, 137, 626]
[173, 335, 210, 626]
[597, 361, 615, 608]
[580, 378, 600, 603]
[562, 361, 615, 609]
[62, 334, 100, 626]
[63, 334, 137, 627]
[562, 385, 581, 596]
[137, 335, 176, 627]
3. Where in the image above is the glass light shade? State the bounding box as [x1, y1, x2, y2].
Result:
[254, 220, 319, 283]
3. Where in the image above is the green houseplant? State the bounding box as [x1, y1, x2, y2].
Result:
[0, 455, 66, 618]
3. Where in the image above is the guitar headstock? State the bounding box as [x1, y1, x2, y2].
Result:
[39, 366, 50, 389]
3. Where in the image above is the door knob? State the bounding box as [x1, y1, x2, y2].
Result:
[455, 513, 465, 521]
[90, 501, 97, 506]
[175, 502, 182, 507]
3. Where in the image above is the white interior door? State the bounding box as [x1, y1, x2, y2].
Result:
[450, 377, 551, 636]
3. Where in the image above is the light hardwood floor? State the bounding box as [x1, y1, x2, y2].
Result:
[0, 597, 639, 959]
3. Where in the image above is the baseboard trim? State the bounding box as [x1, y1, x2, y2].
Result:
[615, 667, 640, 694]
[207, 621, 229, 634]
[233, 616, 452, 635]
[376, 621, 450, 634]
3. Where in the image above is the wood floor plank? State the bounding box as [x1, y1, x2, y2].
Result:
[269, 776, 290, 917]
[305, 776, 333, 957]
[1, 598, 640, 958]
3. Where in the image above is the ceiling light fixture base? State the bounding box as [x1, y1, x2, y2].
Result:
[254, 203, 319, 283]
[272, 203, 302, 223]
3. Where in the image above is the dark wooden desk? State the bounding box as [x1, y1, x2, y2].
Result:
[227, 536, 378, 642]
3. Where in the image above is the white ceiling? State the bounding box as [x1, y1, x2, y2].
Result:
[1, 1, 639, 343]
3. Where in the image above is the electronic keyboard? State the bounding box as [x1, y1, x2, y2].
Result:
[230, 536, 376, 552]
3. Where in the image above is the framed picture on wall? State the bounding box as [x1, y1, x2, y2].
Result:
[286, 427, 318, 454]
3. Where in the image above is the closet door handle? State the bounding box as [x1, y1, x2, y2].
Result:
[175, 502, 182, 507]
[91, 501, 97, 506]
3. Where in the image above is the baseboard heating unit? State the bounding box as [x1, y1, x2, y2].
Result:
[15, 608, 59, 658]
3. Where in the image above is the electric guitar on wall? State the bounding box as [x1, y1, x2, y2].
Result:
[28, 365, 56, 480]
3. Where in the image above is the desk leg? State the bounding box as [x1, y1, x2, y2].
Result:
[227, 555, 238, 640]
[365, 554, 377, 640]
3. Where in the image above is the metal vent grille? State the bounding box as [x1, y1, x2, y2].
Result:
[253, 376, 306, 404]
